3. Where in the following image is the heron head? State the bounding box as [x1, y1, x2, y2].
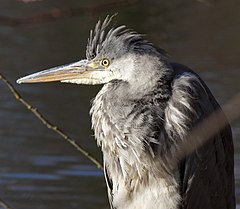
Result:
[17, 15, 168, 86]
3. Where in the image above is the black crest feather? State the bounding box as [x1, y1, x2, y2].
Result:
[86, 14, 168, 60]
[86, 14, 116, 60]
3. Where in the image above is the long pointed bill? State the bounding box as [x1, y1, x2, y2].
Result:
[17, 59, 110, 85]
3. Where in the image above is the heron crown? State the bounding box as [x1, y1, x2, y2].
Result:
[86, 14, 167, 61]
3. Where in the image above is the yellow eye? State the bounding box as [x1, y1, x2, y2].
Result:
[100, 58, 110, 67]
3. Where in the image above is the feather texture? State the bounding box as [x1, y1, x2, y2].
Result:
[89, 16, 235, 209]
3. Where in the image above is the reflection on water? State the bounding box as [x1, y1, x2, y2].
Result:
[0, 0, 239, 208]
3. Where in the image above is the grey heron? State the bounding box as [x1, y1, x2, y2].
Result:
[17, 15, 235, 209]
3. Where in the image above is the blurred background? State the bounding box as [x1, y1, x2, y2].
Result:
[0, 0, 239, 208]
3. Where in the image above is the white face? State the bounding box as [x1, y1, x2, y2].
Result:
[103, 52, 163, 89]
[108, 55, 136, 82]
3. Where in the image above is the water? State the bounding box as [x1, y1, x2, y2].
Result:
[0, 0, 239, 208]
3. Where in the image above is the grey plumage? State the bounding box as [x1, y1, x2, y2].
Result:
[17, 15, 235, 209]
[89, 16, 235, 209]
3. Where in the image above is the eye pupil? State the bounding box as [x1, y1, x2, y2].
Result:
[101, 59, 109, 67]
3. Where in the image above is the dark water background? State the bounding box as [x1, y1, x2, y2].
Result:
[0, 0, 239, 208]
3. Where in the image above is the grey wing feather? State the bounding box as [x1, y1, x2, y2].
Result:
[170, 63, 235, 209]
[104, 163, 115, 209]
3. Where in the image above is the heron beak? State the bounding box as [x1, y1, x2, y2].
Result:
[17, 59, 109, 85]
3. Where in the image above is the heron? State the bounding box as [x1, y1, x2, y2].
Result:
[17, 15, 235, 209]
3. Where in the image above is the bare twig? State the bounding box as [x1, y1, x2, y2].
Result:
[1, 73, 239, 171]
[176, 93, 240, 163]
[0, 73, 103, 170]
[0, 0, 139, 27]
[0, 199, 12, 209]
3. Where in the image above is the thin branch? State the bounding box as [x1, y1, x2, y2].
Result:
[1, 73, 239, 171]
[0, 73, 103, 170]
[175, 93, 240, 164]
[0, 199, 12, 209]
